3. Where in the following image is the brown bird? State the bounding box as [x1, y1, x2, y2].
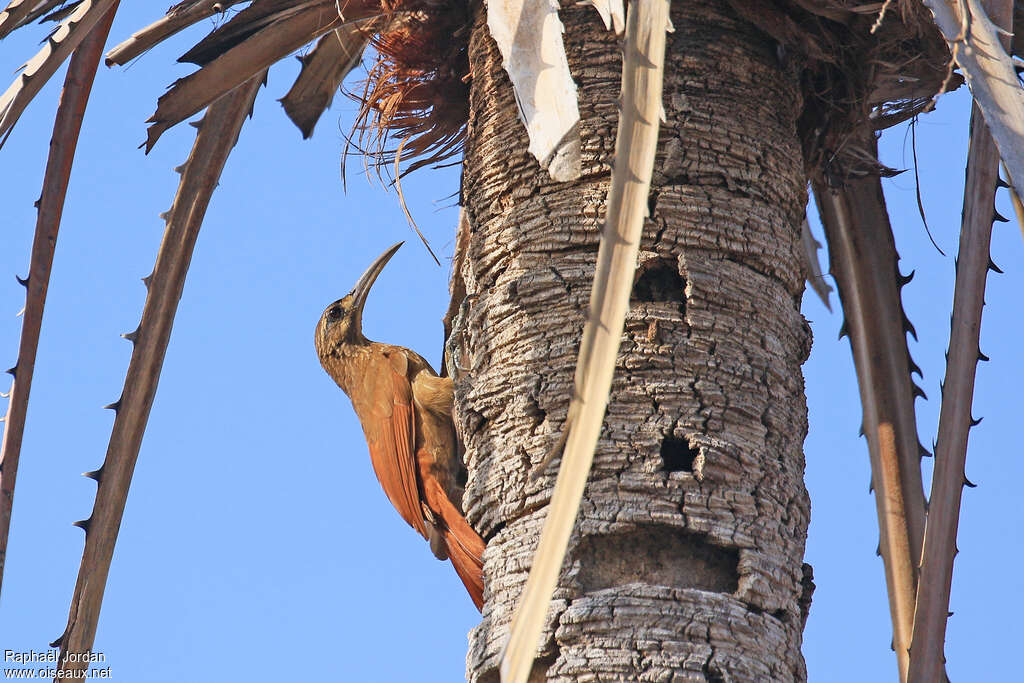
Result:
[314, 242, 485, 609]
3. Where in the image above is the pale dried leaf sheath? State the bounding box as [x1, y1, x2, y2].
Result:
[908, 102, 1007, 683]
[144, 1, 373, 151]
[801, 216, 832, 310]
[814, 173, 927, 683]
[0, 0, 119, 147]
[921, 0, 1024, 198]
[280, 23, 371, 138]
[0, 0, 116, 601]
[486, 0, 582, 181]
[104, 0, 246, 66]
[55, 73, 263, 682]
[498, 1, 670, 681]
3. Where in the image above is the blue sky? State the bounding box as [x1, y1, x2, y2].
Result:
[0, 6, 1021, 681]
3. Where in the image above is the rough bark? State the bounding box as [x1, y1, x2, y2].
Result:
[457, 0, 812, 680]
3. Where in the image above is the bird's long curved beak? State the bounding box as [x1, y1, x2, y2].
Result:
[349, 241, 404, 332]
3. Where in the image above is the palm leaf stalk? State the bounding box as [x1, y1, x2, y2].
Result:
[906, 0, 1013, 677]
[279, 23, 373, 138]
[0, 0, 40, 39]
[813, 162, 929, 682]
[499, 0, 670, 680]
[103, 0, 248, 66]
[52, 73, 264, 681]
[907, 99, 1008, 683]
[0, 0, 117, 600]
[905, 1, 1015, 671]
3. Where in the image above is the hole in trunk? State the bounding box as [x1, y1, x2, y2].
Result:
[661, 434, 698, 472]
[704, 660, 726, 683]
[632, 259, 685, 314]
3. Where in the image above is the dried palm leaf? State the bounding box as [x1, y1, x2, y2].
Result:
[906, 2, 1013, 677]
[499, 1, 670, 681]
[392, 137, 441, 264]
[280, 22, 372, 138]
[144, 1, 375, 152]
[53, 72, 265, 681]
[0, 0, 119, 147]
[352, 67, 467, 174]
[0, 0, 116, 602]
[179, 0, 333, 66]
[19, 0, 80, 30]
[349, 6, 469, 175]
[0, 0, 48, 38]
[104, 0, 247, 67]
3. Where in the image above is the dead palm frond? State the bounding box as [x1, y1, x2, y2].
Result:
[0, 0, 82, 39]
[351, 5, 470, 175]
[801, 217, 834, 311]
[904, 2, 1016, 679]
[921, 0, 1024, 197]
[280, 24, 373, 138]
[144, 1, 367, 151]
[104, 0, 248, 67]
[484, 0, 582, 181]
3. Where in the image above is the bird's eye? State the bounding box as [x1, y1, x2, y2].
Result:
[327, 306, 342, 322]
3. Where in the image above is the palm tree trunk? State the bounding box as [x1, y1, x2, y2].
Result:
[458, 0, 813, 679]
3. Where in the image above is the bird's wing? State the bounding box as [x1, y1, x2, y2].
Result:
[361, 350, 428, 539]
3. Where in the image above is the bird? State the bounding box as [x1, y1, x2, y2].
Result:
[314, 242, 485, 609]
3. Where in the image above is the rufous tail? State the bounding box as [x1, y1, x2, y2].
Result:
[425, 478, 485, 610]
[445, 523, 484, 610]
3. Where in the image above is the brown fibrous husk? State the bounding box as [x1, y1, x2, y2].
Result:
[350, 0, 470, 176]
[779, 0, 960, 181]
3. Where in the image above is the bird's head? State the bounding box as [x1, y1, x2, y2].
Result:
[315, 241, 403, 360]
